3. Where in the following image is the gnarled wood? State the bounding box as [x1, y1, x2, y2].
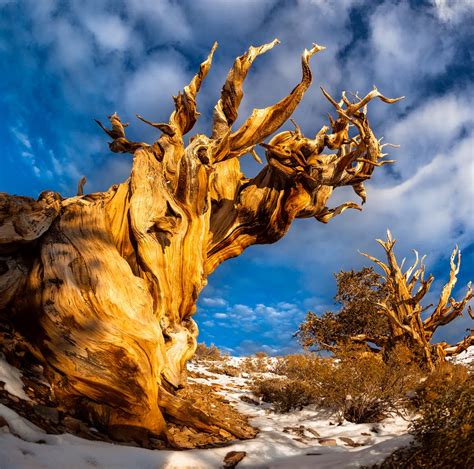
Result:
[360, 231, 473, 370]
[0, 40, 401, 444]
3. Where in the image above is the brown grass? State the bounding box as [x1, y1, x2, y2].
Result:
[252, 348, 423, 423]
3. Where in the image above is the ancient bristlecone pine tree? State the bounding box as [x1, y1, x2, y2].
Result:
[360, 232, 473, 370]
[0, 40, 402, 442]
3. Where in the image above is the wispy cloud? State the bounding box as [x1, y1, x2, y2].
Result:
[432, 0, 474, 23]
[201, 297, 228, 307]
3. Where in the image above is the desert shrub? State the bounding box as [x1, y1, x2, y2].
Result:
[193, 343, 225, 361]
[373, 362, 474, 469]
[252, 347, 423, 421]
[322, 346, 423, 423]
[273, 353, 328, 380]
[252, 353, 332, 412]
[240, 355, 269, 374]
[206, 363, 240, 377]
[254, 351, 268, 359]
[252, 377, 317, 412]
[240, 356, 257, 373]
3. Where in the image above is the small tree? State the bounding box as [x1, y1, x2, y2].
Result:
[298, 232, 473, 369]
[297, 267, 390, 353]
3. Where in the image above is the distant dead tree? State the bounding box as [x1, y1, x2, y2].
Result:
[0, 40, 402, 444]
[298, 231, 473, 370]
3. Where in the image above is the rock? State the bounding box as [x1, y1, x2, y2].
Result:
[318, 438, 337, 446]
[361, 432, 371, 436]
[34, 405, 59, 424]
[0, 416, 9, 429]
[223, 451, 246, 468]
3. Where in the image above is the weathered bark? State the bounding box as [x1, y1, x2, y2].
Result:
[0, 40, 401, 444]
[361, 231, 473, 370]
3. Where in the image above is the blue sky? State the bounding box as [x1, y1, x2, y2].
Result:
[1, 0, 473, 355]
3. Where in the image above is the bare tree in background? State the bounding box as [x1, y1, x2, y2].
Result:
[298, 232, 473, 370]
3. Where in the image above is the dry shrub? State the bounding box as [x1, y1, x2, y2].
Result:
[193, 343, 225, 361]
[374, 362, 474, 469]
[206, 363, 240, 377]
[241, 355, 269, 374]
[240, 357, 256, 373]
[254, 351, 268, 359]
[252, 377, 316, 412]
[253, 347, 423, 422]
[252, 353, 327, 412]
[323, 346, 423, 423]
[273, 353, 329, 381]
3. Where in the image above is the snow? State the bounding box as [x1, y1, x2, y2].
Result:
[1, 354, 445, 469]
[0, 354, 30, 401]
[0, 355, 418, 468]
[185, 360, 412, 467]
[1, 346, 472, 468]
[0, 400, 412, 469]
[450, 346, 474, 366]
[263, 435, 412, 469]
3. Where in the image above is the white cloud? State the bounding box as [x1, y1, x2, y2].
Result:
[235, 338, 299, 356]
[432, 0, 474, 23]
[186, 0, 276, 42]
[124, 50, 188, 120]
[235, 340, 279, 356]
[51, 19, 93, 71]
[201, 297, 227, 307]
[124, 0, 192, 43]
[233, 304, 254, 315]
[387, 92, 473, 179]
[82, 14, 133, 52]
[372, 131, 474, 251]
[10, 127, 32, 149]
[342, 2, 460, 102]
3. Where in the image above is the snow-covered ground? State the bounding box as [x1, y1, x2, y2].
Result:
[450, 346, 474, 366]
[1, 349, 471, 469]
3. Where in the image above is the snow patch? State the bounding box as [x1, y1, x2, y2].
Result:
[449, 346, 474, 366]
[0, 354, 30, 401]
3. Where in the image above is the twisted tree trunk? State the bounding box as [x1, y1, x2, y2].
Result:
[0, 40, 401, 444]
[361, 232, 473, 370]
